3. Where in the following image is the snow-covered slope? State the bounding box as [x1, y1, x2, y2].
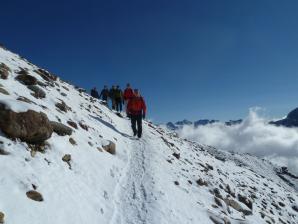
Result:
[0, 46, 297, 224]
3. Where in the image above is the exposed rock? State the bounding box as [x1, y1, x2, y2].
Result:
[102, 140, 116, 155]
[172, 152, 180, 159]
[0, 104, 53, 144]
[0, 88, 9, 95]
[27, 85, 46, 99]
[293, 205, 298, 213]
[213, 188, 223, 199]
[79, 122, 88, 131]
[196, 178, 208, 186]
[34, 68, 57, 81]
[0, 62, 10, 79]
[238, 194, 253, 210]
[17, 96, 36, 104]
[62, 85, 69, 91]
[69, 138, 77, 145]
[67, 121, 78, 129]
[224, 198, 252, 216]
[62, 154, 71, 162]
[97, 147, 103, 152]
[214, 196, 223, 207]
[55, 101, 71, 112]
[17, 69, 28, 75]
[0, 148, 10, 155]
[16, 74, 37, 86]
[0, 211, 4, 223]
[37, 81, 48, 88]
[26, 190, 43, 202]
[50, 121, 73, 136]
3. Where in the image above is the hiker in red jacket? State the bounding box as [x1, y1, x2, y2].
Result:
[123, 83, 134, 116]
[127, 89, 146, 138]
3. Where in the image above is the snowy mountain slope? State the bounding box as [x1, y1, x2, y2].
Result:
[0, 46, 297, 224]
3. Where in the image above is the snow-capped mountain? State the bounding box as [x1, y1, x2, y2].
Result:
[165, 119, 243, 130]
[0, 45, 297, 224]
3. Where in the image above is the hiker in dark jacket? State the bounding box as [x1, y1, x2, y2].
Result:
[99, 85, 109, 102]
[115, 85, 123, 112]
[127, 89, 147, 138]
[91, 87, 100, 99]
[109, 85, 117, 110]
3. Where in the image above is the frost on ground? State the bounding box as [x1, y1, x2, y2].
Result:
[0, 46, 297, 224]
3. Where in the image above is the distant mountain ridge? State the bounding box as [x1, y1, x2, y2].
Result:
[165, 119, 243, 130]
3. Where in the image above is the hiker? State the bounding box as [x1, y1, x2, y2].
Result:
[123, 83, 134, 115]
[115, 85, 123, 112]
[91, 87, 99, 99]
[127, 89, 147, 138]
[109, 85, 117, 110]
[99, 85, 109, 103]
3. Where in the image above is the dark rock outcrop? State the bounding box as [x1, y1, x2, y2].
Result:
[16, 74, 37, 86]
[0, 104, 53, 144]
[0, 63, 10, 79]
[34, 68, 57, 82]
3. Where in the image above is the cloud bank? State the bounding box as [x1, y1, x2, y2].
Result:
[178, 108, 298, 175]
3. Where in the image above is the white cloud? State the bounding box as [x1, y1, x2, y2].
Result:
[178, 108, 298, 175]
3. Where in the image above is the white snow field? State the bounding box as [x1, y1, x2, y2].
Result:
[0, 46, 297, 224]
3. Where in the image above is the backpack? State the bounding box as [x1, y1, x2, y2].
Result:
[115, 89, 122, 98]
[129, 97, 144, 112]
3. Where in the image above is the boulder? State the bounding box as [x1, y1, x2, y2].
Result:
[69, 138, 77, 145]
[0, 211, 4, 223]
[62, 154, 71, 162]
[16, 74, 37, 86]
[293, 205, 298, 213]
[50, 121, 73, 136]
[27, 85, 46, 99]
[0, 63, 10, 79]
[0, 104, 53, 144]
[26, 190, 43, 202]
[102, 140, 116, 155]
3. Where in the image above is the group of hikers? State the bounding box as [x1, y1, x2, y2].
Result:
[91, 84, 146, 138]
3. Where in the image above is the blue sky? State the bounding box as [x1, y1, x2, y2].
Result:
[1, 0, 298, 122]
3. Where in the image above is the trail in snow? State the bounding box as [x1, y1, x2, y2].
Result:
[110, 132, 153, 224]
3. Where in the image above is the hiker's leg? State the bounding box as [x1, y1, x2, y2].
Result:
[137, 114, 142, 138]
[119, 100, 122, 112]
[131, 115, 137, 136]
[115, 99, 119, 112]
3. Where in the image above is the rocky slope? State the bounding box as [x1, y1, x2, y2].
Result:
[0, 46, 297, 224]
